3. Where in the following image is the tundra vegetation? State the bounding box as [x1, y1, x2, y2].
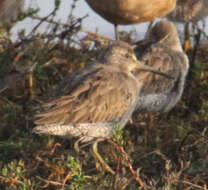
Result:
[0, 0, 208, 189]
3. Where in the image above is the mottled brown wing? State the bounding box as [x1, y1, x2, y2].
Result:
[135, 43, 182, 95]
[53, 64, 99, 97]
[35, 64, 137, 126]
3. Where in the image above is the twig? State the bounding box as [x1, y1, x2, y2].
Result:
[193, 23, 208, 40]
[106, 139, 146, 189]
[36, 176, 69, 187]
[31, 15, 71, 27]
[181, 180, 204, 189]
[82, 29, 113, 42]
[31, 15, 88, 28]
[0, 176, 24, 185]
[137, 149, 168, 162]
[62, 170, 72, 187]
[28, 6, 59, 36]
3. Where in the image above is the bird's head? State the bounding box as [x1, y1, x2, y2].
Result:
[100, 41, 173, 80]
[99, 41, 138, 66]
[146, 20, 183, 52]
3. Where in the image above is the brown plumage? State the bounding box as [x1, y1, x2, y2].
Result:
[134, 20, 189, 113]
[167, 0, 208, 23]
[35, 64, 138, 125]
[85, 0, 176, 39]
[34, 41, 172, 142]
[0, 0, 24, 28]
[167, 0, 208, 52]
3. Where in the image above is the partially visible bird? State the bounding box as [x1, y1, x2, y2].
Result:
[134, 20, 189, 114]
[0, 0, 25, 30]
[167, 0, 208, 23]
[167, 0, 208, 51]
[85, 0, 176, 39]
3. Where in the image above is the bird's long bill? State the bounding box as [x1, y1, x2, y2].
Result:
[135, 63, 173, 79]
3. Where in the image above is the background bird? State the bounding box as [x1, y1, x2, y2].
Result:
[134, 20, 189, 114]
[85, 0, 176, 39]
[167, 0, 208, 51]
[167, 0, 208, 23]
[0, 0, 25, 31]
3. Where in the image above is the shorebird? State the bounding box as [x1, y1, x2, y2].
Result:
[134, 20, 189, 114]
[85, 0, 176, 40]
[167, 0, 208, 51]
[33, 41, 172, 174]
[167, 0, 208, 23]
[0, 0, 25, 30]
[34, 41, 172, 141]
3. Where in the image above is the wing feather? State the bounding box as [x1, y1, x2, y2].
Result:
[35, 64, 137, 126]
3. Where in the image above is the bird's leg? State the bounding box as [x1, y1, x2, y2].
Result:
[190, 27, 201, 68]
[74, 138, 89, 155]
[28, 62, 38, 98]
[92, 138, 115, 175]
[183, 22, 191, 52]
[29, 73, 34, 97]
[114, 24, 119, 40]
[74, 138, 82, 154]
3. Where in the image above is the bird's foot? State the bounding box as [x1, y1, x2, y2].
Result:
[92, 138, 115, 175]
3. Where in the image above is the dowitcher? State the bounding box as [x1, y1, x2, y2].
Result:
[167, 0, 208, 51]
[0, 0, 25, 30]
[134, 20, 189, 113]
[33, 41, 172, 174]
[34, 41, 172, 142]
[85, 0, 176, 39]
